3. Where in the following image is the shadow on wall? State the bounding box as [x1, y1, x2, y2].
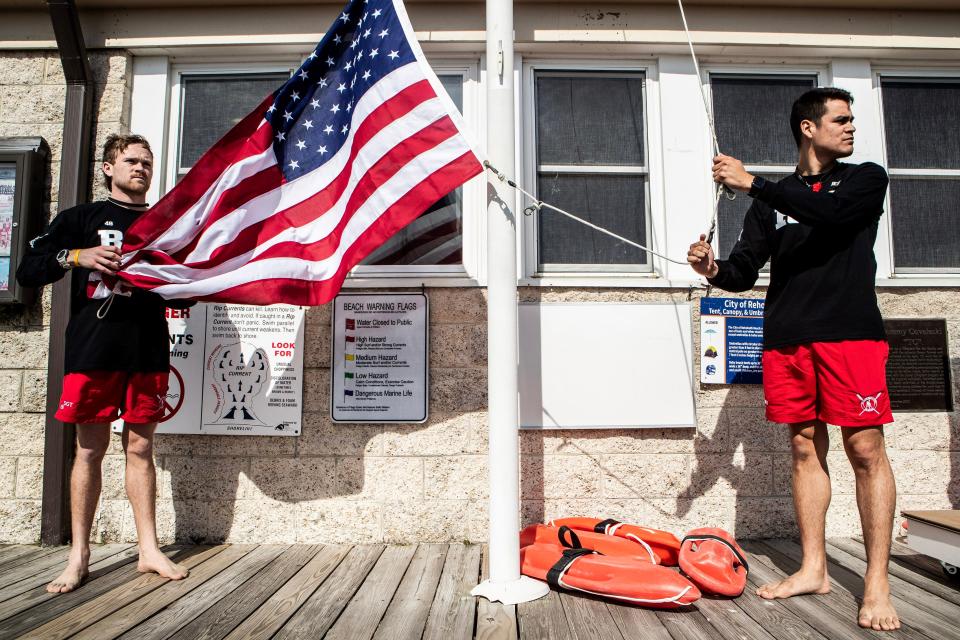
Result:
[516, 315, 960, 540]
[516, 386, 795, 541]
[147, 292, 488, 545]
[159, 302, 424, 544]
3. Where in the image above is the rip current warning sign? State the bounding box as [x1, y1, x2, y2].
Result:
[113, 303, 305, 436]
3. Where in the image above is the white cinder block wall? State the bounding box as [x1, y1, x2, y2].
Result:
[1, 3, 958, 543]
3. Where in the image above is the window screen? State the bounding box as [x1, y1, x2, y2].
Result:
[534, 71, 648, 271]
[881, 77, 960, 272]
[711, 74, 817, 260]
[178, 73, 288, 174]
[362, 74, 465, 266]
[177, 71, 467, 268]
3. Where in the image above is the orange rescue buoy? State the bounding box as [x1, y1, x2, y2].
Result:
[521, 544, 700, 608]
[678, 528, 749, 597]
[550, 517, 682, 566]
[520, 524, 661, 564]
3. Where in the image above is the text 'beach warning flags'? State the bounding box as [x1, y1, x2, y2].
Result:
[101, 0, 483, 306]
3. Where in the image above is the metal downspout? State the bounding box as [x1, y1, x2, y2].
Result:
[41, 0, 93, 545]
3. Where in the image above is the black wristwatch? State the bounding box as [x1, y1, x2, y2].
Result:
[748, 175, 767, 198]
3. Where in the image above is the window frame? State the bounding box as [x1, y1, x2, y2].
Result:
[520, 59, 665, 284]
[160, 58, 484, 288]
[350, 60, 483, 284]
[702, 64, 827, 264]
[874, 68, 960, 276]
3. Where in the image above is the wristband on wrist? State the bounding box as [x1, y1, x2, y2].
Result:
[71, 249, 81, 267]
[748, 175, 767, 198]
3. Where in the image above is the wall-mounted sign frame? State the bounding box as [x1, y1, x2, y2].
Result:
[331, 293, 429, 423]
[0, 137, 49, 305]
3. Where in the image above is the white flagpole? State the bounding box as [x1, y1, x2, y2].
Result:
[471, 0, 549, 605]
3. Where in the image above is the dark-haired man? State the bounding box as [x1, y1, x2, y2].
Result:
[17, 134, 190, 594]
[687, 88, 900, 631]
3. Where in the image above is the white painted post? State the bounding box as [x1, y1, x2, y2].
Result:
[470, 0, 549, 606]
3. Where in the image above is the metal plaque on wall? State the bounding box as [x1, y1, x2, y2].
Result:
[884, 318, 954, 412]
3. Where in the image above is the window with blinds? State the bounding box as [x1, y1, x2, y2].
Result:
[175, 71, 468, 268]
[709, 73, 818, 260]
[533, 71, 650, 272]
[881, 77, 960, 272]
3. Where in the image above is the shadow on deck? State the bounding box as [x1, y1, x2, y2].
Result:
[0, 537, 957, 639]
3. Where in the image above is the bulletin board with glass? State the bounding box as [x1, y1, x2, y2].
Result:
[0, 137, 49, 305]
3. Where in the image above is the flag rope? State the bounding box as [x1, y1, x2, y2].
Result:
[483, 0, 736, 280]
[676, 0, 735, 246]
[483, 160, 690, 267]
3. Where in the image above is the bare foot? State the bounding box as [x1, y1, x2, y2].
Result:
[137, 548, 189, 580]
[859, 580, 900, 631]
[756, 569, 831, 599]
[46, 557, 89, 594]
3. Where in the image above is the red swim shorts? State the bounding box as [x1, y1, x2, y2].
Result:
[762, 340, 893, 427]
[55, 370, 169, 425]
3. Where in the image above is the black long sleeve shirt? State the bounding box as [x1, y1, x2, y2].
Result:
[707, 161, 889, 350]
[16, 201, 192, 373]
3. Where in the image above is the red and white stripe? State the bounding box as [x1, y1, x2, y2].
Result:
[112, 47, 481, 305]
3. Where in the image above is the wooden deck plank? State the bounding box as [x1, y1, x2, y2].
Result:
[517, 588, 573, 640]
[695, 595, 778, 640]
[558, 591, 625, 640]
[18, 544, 228, 640]
[770, 538, 960, 640]
[0, 544, 135, 604]
[222, 545, 350, 640]
[657, 607, 728, 640]
[606, 603, 673, 640]
[273, 544, 385, 639]
[0, 544, 36, 565]
[0, 546, 75, 590]
[326, 544, 418, 640]
[731, 569, 829, 640]
[831, 537, 960, 606]
[117, 544, 288, 640]
[0, 545, 63, 573]
[67, 544, 254, 640]
[168, 544, 322, 640]
[373, 543, 449, 640]
[0, 545, 50, 569]
[0, 545, 193, 637]
[475, 544, 518, 640]
[421, 543, 483, 640]
[826, 538, 960, 613]
[857, 536, 959, 590]
[747, 541, 909, 640]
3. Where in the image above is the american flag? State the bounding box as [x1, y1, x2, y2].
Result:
[108, 0, 483, 305]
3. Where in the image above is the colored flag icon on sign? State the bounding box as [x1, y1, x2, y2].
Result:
[345, 335, 355, 342]
[346, 318, 356, 330]
[345, 372, 354, 379]
[344, 389, 354, 396]
[345, 353, 355, 361]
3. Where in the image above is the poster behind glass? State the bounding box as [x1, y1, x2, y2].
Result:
[0, 163, 15, 291]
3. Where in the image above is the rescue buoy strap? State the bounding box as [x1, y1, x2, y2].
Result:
[594, 518, 620, 534]
[546, 548, 596, 590]
[681, 534, 749, 572]
[557, 525, 583, 549]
